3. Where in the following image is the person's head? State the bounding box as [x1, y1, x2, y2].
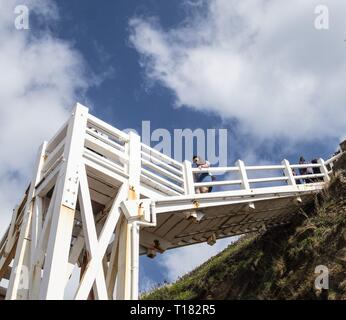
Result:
[192, 156, 199, 164]
[299, 156, 305, 162]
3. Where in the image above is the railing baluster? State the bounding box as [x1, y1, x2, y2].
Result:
[281, 159, 297, 187]
[318, 158, 331, 183]
[183, 160, 195, 195]
[236, 160, 250, 190]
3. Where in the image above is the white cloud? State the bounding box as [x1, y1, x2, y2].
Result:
[129, 0, 346, 141]
[129, 0, 346, 283]
[0, 0, 92, 238]
[158, 237, 237, 282]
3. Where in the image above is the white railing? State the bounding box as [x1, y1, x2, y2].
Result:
[37, 108, 345, 199]
[188, 155, 343, 196]
[140, 144, 185, 196]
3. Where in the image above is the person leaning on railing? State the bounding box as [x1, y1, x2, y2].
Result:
[192, 156, 215, 193]
[299, 156, 316, 184]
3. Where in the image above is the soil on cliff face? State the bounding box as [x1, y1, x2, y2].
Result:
[143, 164, 346, 300]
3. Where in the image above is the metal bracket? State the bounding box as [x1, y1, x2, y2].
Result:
[193, 200, 200, 208]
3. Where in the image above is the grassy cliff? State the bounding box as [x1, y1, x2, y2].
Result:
[142, 167, 346, 300]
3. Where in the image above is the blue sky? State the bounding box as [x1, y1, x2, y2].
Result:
[1, 0, 345, 294]
[49, 0, 235, 291]
[54, 1, 221, 137]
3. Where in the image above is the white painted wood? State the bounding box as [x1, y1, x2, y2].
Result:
[6, 141, 47, 300]
[39, 103, 89, 300]
[87, 114, 130, 143]
[3, 101, 342, 301]
[130, 222, 139, 300]
[141, 143, 183, 169]
[33, 186, 58, 267]
[282, 159, 297, 186]
[141, 168, 185, 194]
[77, 165, 108, 300]
[45, 121, 68, 153]
[183, 160, 195, 195]
[128, 132, 141, 193]
[74, 184, 127, 299]
[83, 149, 127, 178]
[85, 134, 129, 164]
[140, 175, 181, 196]
[35, 162, 62, 197]
[106, 221, 121, 298]
[0, 206, 19, 275]
[236, 160, 250, 190]
[115, 217, 132, 300]
[318, 158, 331, 182]
[42, 138, 65, 173]
[66, 235, 85, 281]
[86, 127, 126, 152]
[195, 179, 242, 187]
[31, 197, 43, 261]
[191, 166, 238, 173]
[142, 158, 184, 183]
[141, 152, 183, 177]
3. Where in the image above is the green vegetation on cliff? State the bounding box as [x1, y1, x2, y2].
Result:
[143, 169, 346, 300]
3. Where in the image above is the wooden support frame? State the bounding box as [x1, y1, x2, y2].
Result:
[6, 141, 47, 300]
[1, 102, 343, 301]
[38, 103, 89, 300]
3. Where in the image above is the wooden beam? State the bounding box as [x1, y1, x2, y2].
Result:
[77, 165, 108, 300]
[39, 103, 88, 300]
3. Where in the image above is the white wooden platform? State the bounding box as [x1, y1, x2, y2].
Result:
[0, 103, 343, 300]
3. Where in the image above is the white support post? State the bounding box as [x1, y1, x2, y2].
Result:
[282, 159, 297, 187]
[31, 196, 43, 264]
[28, 197, 43, 300]
[318, 158, 331, 183]
[130, 222, 140, 300]
[115, 216, 132, 300]
[236, 160, 250, 190]
[6, 141, 47, 300]
[106, 221, 121, 298]
[39, 103, 89, 300]
[115, 131, 141, 300]
[128, 131, 141, 194]
[183, 160, 195, 195]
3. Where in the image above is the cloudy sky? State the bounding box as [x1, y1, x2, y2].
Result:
[1, 0, 345, 293]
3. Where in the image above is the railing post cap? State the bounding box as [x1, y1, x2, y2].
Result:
[74, 102, 89, 114]
[128, 130, 141, 140]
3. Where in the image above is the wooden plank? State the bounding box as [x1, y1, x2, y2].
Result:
[89, 189, 112, 206]
[88, 176, 117, 197]
[78, 165, 108, 300]
[164, 218, 193, 241]
[154, 215, 180, 238]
